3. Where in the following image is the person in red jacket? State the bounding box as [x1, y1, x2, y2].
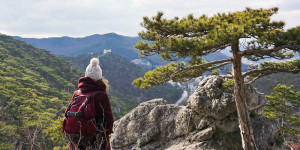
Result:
[69, 58, 114, 150]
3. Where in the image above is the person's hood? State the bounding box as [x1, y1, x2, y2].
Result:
[78, 77, 105, 93]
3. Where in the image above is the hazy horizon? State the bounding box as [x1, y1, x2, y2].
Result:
[12, 32, 138, 39]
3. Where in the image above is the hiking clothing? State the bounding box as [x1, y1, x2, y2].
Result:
[69, 76, 113, 150]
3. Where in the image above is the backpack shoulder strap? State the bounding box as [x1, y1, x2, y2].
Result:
[90, 91, 105, 103]
[92, 91, 104, 97]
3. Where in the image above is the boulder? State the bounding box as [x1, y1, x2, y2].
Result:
[111, 76, 277, 150]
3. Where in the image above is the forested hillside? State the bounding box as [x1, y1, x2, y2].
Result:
[253, 72, 300, 95]
[62, 53, 183, 103]
[0, 34, 136, 149]
[0, 34, 80, 149]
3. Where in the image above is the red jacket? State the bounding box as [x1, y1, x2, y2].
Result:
[70, 77, 114, 150]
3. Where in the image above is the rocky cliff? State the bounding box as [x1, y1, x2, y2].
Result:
[111, 76, 278, 150]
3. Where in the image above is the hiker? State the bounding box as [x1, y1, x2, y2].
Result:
[65, 58, 114, 150]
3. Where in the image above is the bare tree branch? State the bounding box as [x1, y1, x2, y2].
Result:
[247, 76, 260, 84]
[250, 103, 266, 111]
[238, 45, 300, 56]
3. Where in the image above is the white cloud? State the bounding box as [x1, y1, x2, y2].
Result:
[0, 0, 299, 37]
[131, 0, 145, 7]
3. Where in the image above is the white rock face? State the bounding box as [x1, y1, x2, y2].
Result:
[131, 59, 152, 67]
[111, 76, 277, 150]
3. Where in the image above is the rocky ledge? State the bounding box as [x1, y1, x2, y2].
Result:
[111, 76, 278, 150]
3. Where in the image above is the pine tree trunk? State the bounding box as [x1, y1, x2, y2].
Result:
[231, 41, 257, 150]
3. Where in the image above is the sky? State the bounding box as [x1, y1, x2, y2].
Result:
[0, 0, 299, 38]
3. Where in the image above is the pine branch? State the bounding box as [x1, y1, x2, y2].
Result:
[167, 60, 231, 82]
[242, 67, 300, 78]
[246, 68, 300, 84]
[238, 45, 300, 56]
[249, 102, 292, 114]
[207, 62, 232, 71]
[141, 43, 231, 60]
[168, 58, 232, 80]
[268, 103, 293, 115]
[200, 43, 231, 55]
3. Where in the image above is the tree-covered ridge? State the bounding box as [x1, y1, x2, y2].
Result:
[250, 59, 300, 94]
[62, 53, 183, 104]
[0, 35, 82, 91]
[0, 34, 83, 149]
[253, 73, 300, 95]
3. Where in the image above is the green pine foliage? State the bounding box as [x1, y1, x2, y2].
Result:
[133, 7, 300, 88]
[263, 84, 300, 146]
[222, 79, 234, 90]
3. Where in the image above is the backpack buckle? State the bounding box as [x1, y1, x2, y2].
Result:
[66, 111, 82, 117]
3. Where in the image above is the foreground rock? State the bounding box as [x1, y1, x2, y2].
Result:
[111, 76, 277, 150]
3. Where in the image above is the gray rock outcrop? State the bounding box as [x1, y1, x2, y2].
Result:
[111, 76, 277, 150]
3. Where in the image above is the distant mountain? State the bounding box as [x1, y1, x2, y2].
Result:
[14, 33, 246, 71]
[14, 33, 142, 60]
[61, 53, 183, 104]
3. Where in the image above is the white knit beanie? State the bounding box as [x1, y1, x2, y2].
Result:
[85, 58, 102, 81]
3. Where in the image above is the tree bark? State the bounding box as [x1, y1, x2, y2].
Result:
[231, 40, 257, 150]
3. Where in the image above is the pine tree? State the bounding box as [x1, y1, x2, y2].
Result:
[264, 84, 299, 147]
[132, 8, 300, 150]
